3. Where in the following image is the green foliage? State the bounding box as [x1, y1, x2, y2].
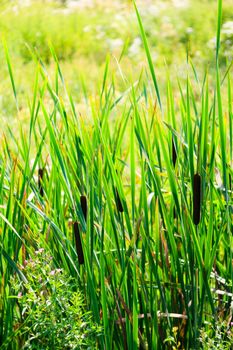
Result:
[10, 249, 101, 349]
[199, 320, 233, 349]
[0, 1, 232, 349]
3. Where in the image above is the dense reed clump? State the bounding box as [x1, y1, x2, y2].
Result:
[0, 0, 232, 349]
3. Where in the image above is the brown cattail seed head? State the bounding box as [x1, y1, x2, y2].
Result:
[115, 187, 124, 213]
[73, 221, 84, 265]
[38, 168, 44, 197]
[172, 137, 177, 167]
[193, 173, 201, 225]
[80, 195, 87, 222]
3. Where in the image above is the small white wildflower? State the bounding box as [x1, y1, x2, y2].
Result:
[83, 25, 91, 33]
[35, 248, 44, 255]
[222, 21, 233, 36]
[207, 37, 216, 50]
[186, 27, 194, 35]
[128, 37, 142, 56]
[172, 0, 190, 9]
[107, 38, 123, 50]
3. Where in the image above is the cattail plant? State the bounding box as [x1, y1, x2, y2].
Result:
[80, 195, 87, 222]
[193, 173, 201, 225]
[2, 0, 232, 348]
[73, 221, 84, 265]
[38, 168, 44, 197]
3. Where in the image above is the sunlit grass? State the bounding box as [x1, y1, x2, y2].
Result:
[0, 0, 232, 349]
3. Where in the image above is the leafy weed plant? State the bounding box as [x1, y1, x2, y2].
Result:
[9, 249, 101, 349]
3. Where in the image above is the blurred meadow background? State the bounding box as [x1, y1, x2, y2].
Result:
[1, 0, 233, 123]
[0, 0, 232, 349]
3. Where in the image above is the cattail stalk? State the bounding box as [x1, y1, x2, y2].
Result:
[193, 173, 201, 225]
[73, 221, 84, 265]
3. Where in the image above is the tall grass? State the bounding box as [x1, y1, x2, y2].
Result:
[0, 0, 232, 349]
